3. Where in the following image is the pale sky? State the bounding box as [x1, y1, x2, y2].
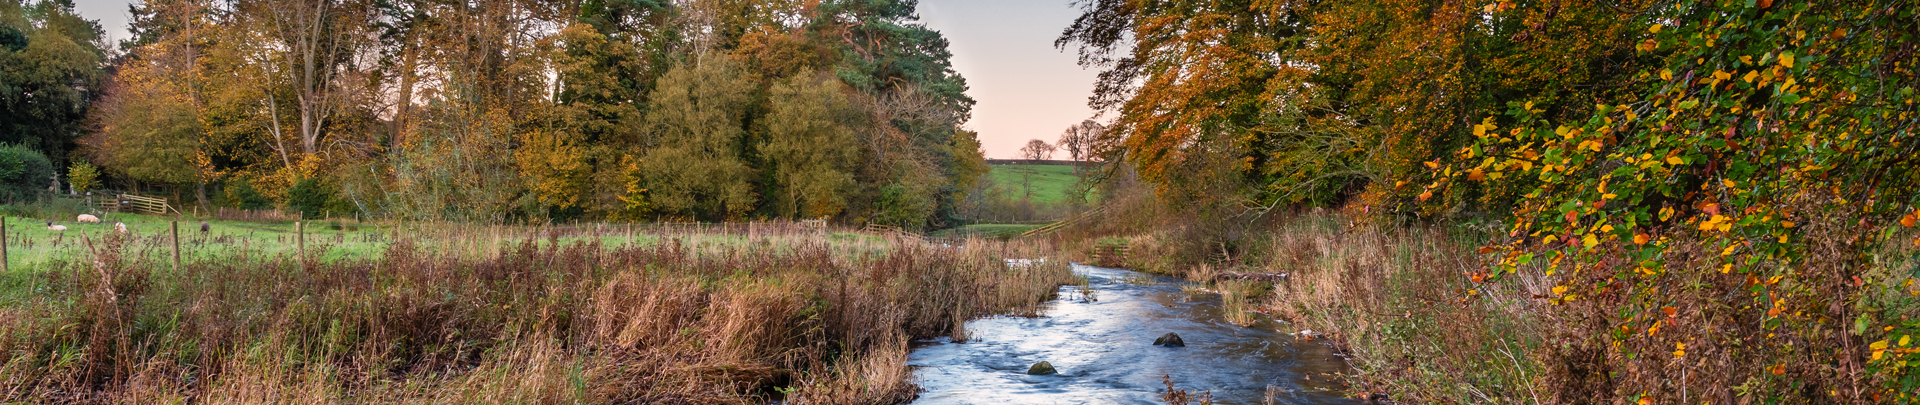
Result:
[72, 0, 1100, 159]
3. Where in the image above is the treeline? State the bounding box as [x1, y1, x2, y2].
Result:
[5, 0, 988, 227]
[1063, 0, 1918, 402]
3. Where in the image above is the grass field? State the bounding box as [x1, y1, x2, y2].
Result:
[986, 164, 1088, 204]
[0, 213, 896, 272]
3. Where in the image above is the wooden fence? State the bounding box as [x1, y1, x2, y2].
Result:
[115, 194, 180, 216]
[215, 207, 301, 222]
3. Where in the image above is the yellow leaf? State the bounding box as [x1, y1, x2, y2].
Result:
[1543, 234, 1559, 244]
[1779, 52, 1794, 68]
[1720, 263, 1733, 273]
[1473, 124, 1487, 137]
[1717, 221, 1733, 233]
[1424, 161, 1440, 169]
[1634, 233, 1650, 245]
[1722, 244, 1738, 256]
[1902, 214, 1916, 228]
[1552, 286, 1568, 295]
[1583, 233, 1599, 248]
[1782, 220, 1796, 228]
[1872, 340, 1890, 351]
[1649, 24, 1663, 33]
[1665, 156, 1684, 165]
[1902, 335, 1911, 347]
[1660, 207, 1675, 221]
[1601, 224, 1615, 232]
[1744, 70, 1759, 83]
[1418, 190, 1434, 201]
[1660, 69, 1674, 81]
[1723, 179, 1736, 188]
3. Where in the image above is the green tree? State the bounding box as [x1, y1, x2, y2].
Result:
[0, 0, 106, 162]
[636, 54, 757, 220]
[0, 143, 51, 202]
[64, 159, 96, 193]
[762, 72, 858, 218]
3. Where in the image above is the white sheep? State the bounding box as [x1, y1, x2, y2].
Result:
[46, 222, 66, 231]
[115, 222, 128, 234]
[77, 214, 100, 223]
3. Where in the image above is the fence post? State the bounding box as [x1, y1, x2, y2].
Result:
[171, 220, 181, 272]
[1, 216, 8, 273]
[296, 221, 306, 268]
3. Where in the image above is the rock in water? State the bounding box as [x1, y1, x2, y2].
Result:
[1027, 361, 1057, 375]
[1153, 332, 1186, 347]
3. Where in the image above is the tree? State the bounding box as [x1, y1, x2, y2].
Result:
[1056, 119, 1101, 173]
[65, 159, 96, 193]
[242, 0, 375, 157]
[1020, 139, 1054, 161]
[0, 0, 107, 164]
[762, 72, 858, 218]
[635, 54, 757, 220]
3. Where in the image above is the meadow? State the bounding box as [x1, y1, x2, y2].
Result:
[983, 165, 1087, 205]
[0, 212, 1076, 404]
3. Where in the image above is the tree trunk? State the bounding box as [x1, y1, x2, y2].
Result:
[196, 181, 211, 214]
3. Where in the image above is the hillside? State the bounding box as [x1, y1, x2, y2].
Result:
[985, 164, 1087, 204]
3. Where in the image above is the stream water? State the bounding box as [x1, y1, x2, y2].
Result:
[907, 263, 1361, 405]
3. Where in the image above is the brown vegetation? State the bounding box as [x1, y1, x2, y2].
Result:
[0, 230, 1073, 403]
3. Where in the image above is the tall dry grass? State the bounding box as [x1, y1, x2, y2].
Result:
[1256, 216, 1548, 404]
[0, 228, 1074, 404]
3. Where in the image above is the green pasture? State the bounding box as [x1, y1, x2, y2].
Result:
[0, 211, 887, 274]
[986, 164, 1089, 204]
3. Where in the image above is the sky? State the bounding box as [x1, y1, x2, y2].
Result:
[69, 0, 1101, 159]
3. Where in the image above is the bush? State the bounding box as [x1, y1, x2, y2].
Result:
[286, 178, 333, 220]
[0, 144, 52, 203]
[220, 179, 274, 210]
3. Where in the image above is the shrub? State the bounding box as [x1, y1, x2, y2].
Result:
[0, 144, 52, 203]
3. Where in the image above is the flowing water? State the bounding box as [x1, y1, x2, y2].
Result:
[908, 263, 1360, 405]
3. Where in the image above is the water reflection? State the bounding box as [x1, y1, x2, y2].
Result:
[907, 264, 1359, 405]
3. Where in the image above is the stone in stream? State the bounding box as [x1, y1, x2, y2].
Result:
[1026, 361, 1057, 375]
[1153, 332, 1185, 347]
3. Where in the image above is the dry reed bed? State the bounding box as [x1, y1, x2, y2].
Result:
[0, 229, 1074, 404]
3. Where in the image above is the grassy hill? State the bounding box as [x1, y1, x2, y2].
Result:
[985, 164, 1088, 204]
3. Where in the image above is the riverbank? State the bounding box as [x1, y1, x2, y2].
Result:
[1051, 209, 1920, 404]
[0, 227, 1076, 403]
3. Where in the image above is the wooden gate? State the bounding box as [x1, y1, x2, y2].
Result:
[116, 194, 180, 216]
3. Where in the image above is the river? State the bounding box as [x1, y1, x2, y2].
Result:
[907, 263, 1362, 404]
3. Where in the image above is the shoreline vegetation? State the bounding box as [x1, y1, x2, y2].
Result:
[0, 220, 1075, 403]
[1048, 195, 1919, 404]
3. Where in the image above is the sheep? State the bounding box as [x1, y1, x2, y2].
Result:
[115, 222, 128, 234]
[46, 222, 66, 231]
[77, 214, 100, 223]
[200, 221, 210, 233]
